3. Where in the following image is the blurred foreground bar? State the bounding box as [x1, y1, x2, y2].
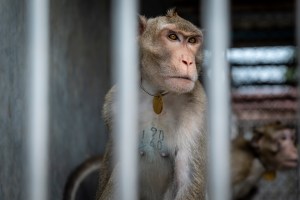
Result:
[111, 0, 139, 200]
[202, 0, 231, 199]
[27, 0, 50, 200]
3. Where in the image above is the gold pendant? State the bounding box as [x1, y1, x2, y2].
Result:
[153, 95, 163, 114]
[262, 170, 276, 181]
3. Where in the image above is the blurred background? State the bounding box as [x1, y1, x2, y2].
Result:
[0, 0, 298, 199]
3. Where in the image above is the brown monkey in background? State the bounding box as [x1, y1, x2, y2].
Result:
[96, 9, 207, 200]
[231, 122, 298, 200]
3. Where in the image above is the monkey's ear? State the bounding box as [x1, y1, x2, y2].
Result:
[253, 126, 267, 136]
[139, 15, 147, 35]
[251, 133, 262, 149]
[251, 128, 264, 149]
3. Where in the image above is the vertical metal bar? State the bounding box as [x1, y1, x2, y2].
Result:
[27, 0, 49, 200]
[111, 0, 139, 200]
[202, 0, 231, 200]
[296, 0, 300, 197]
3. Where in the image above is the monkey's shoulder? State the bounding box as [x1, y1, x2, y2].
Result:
[231, 142, 255, 167]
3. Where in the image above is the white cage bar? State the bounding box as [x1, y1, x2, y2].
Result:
[202, 0, 231, 200]
[111, 0, 139, 200]
[26, 0, 50, 200]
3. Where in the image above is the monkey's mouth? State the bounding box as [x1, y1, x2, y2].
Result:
[164, 75, 196, 92]
[282, 159, 298, 168]
[168, 76, 194, 81]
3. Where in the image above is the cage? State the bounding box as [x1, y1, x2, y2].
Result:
[0, 0, 299, 200]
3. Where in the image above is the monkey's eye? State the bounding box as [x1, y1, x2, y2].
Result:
[291, 135, 295, 141]
[280, 135, 287, 141]
[188, 37, 197, 44]
[168, 33, 178, 40]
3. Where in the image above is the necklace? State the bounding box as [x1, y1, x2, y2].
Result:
[262, 170, 277, 181]
[253, 150, 277, 181]
[140, 83, 168, 115]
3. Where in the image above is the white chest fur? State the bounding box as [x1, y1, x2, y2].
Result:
[138, 91, 202, 157]
[137, 90, 204, 199]
[105, 82, 206, 199]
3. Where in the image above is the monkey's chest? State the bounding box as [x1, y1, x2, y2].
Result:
[138, 126, 175, 199]
[139, 126, 173, 155]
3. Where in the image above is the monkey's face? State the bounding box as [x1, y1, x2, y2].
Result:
[139, 14, 203, 94]
[157, 24, 202, 93]
[272, 129, 298, 169]
[256, 128, 298, 170]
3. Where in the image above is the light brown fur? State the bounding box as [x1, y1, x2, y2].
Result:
[97, 9, 207, 200]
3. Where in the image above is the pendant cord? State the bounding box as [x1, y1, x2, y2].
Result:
[140, 82, 169, 97]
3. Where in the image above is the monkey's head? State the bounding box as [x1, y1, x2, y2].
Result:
[139, 9, 203, 94]
[252, 122, 298, 170]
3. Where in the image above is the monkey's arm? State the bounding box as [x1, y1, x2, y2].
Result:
[98, 164, 119, 200]
[164, 133, 207, 200]
[96, 140, 114, 200]
[231, 145, 264, 200]
[232, 158, 264, 199]
[96, 87, 116, 200]
[170, 90, 207, 200]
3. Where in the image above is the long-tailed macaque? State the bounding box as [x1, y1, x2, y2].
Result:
[96, 9, 207, 200]
[231, 122, 298, 200]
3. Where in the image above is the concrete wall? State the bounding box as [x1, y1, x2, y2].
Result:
[0, 0, 110, 199]
[0, 0, 27, 199]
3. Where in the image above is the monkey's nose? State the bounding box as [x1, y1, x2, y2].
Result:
[293, 153, 298, 162]
[292, 147, 298, 160]
[182, 59, 193, 66]
[290, 150, 298, 165]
